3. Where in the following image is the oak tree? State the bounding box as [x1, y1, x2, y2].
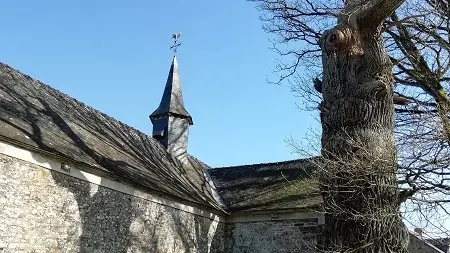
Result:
[252, 0, 450, 244]
[251, 0, 418, 251]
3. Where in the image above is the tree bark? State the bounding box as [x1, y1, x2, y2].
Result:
[318, 0, 409, 252]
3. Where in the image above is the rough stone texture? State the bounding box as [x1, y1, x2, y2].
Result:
[0, 154, 224, 253]
[224, 218, 441, 253]
[224, 218, 319, 253]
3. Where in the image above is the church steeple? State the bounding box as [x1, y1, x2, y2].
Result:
[150, 55, 192, 164]
[150, 56, 193, 125]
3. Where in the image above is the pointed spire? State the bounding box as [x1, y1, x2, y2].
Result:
[150, 56, 193, 125]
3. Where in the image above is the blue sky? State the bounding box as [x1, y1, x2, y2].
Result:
[1, 0, 320, 167]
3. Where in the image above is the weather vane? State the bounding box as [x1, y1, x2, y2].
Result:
[170, 32, 182, 54]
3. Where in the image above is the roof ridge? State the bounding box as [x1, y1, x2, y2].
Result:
[212, 157, 310, 170]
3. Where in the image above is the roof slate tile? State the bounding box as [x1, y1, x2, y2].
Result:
[0, 62, 219, 210]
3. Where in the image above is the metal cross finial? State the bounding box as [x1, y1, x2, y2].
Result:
[170, 32, 182, 54]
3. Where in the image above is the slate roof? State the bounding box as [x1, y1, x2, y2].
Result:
[150, 56, 193, 125]
[209, 158, 322, 212]
[409, 232, 448, 253]
[0, 62, 219, 210]
[426, 238, 450, 253]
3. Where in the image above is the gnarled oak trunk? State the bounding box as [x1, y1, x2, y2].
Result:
[318, 0, 409, 252]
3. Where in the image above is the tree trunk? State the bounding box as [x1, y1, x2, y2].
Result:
[317, 1, 409, 252]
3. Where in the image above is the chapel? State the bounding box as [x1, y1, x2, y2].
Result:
[0, 55, 445, 253]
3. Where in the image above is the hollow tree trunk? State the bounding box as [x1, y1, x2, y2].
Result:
[317, 0, 409, 252]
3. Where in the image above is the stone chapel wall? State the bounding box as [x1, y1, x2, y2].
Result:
[223, 215, 443, 253]
[224, 218, 319, 253]
[0, 153, 224, 253]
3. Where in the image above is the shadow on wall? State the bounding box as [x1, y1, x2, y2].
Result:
[0, 76, 224, 251]
[48, 169, 224, 252]
[24, 104, 213, 252]
[50, 170, 134, 252]
[169, 209, 224, 253]
[0, 69, 218, 207]
[124, 201, 224, 253]
[19, 96, 137, 251]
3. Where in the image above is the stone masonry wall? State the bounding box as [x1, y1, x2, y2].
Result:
[225, 218, 318, 253]
[224, 218, 440, 253]
[0, 153, 224, 253]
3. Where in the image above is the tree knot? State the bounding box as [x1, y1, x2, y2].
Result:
[324, 26, 363, 56]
